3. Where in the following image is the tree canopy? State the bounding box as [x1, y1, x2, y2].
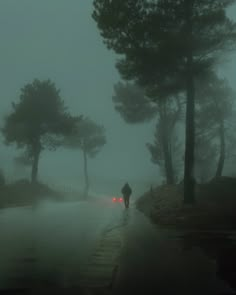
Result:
[93, 0, 236, 203]
[64, 117, 106, 157]
[113, 82, 157, 124]
[1, 79, 78, 183]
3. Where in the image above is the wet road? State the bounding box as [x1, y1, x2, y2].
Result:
[114, 208, 236, 295]
[0, 197, 236, 294]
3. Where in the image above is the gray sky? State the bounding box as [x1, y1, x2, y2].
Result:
[0, 1, 235, 195]
[0, 0, 159, 195]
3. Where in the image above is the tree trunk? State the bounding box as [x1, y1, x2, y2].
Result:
[183, 0, 195, 204]
[160, 103, 175, 184]
[83, 148, 89, 198]
[215, 120, 225, 177]
[163, 142, 174, 184]
[31, 142, 41, 184]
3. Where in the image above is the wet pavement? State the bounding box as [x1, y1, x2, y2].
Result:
[0, 197, 236, 295]
[113, 208, 236, 295]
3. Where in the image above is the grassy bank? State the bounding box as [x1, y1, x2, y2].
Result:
[0, 179, 83, 209]
[136, 177, 236, 230]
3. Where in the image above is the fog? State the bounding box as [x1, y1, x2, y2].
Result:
[1, 1, 236, 294]
[0, 0, 162, 197]
[1, 1, 236, 196]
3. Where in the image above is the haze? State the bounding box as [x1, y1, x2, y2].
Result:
[1, 1, 236, 294]
[0, 0, 168, 197]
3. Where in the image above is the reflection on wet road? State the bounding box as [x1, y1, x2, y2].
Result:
[102, 209, 131, 234]
[113, 207, 236, 294]
[0, 198, 236, 294]
[0, 198, 118, 290]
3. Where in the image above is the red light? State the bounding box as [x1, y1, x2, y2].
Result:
[112, 197, 116, 202]
[119, 198, 123, 202]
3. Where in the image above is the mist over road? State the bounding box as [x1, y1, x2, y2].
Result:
[0, 196, 125, 290]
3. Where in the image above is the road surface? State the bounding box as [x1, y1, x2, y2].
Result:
[0, 196, 235, 294]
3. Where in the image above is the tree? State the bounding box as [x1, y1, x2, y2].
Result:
[147, 115, 184, 184]
[113, 82, 157, 124]
[63, 117, 106, 197]
[194, 133, 218, 183]
[14, 151, 33, 167]
[0, 169, 5, 187]
[113, 81, 183, 184]
[147, 96, 183, 184]
[195, 72, 235, 178]
[1, 79, 77, 183]
[225, 122, 236, 176]
[225, 112, 236, 175]
[93, 0, 236, 203]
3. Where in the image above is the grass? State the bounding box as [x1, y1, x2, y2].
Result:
[0, 179, 67, 208]
[136, 176, 236, 230]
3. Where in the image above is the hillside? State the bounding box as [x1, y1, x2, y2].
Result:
[136, 177, 236, 230]
[0, 179, 69, 208]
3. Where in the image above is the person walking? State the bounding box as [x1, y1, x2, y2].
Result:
[121, 182, 132, 208]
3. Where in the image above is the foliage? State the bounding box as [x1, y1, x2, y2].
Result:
[93, 0, 236, 87]
[146, 97, 184, 182]
[194, 134, 218, 182]
[113, 82, 157, 123]
[1, 79, 78, 182]
[225, 114, 236, 174]
[195, 72, 234, 131]
[194, 72, 235, 179]
[63, 117, 106, 157]
[2, 79, 77, 150]
[93, 0, 236, 201]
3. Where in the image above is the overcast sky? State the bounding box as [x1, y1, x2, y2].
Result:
[0, 1, 235, 195]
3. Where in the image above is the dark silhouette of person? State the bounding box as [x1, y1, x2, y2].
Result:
[121, 182, 132, 208]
